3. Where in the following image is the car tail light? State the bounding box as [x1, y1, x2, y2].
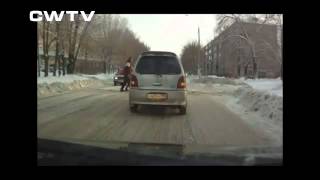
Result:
[130, 74, 138, 87]
[177, 76, 186, 89]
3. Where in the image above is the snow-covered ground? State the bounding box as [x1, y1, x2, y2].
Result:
[187, 76, 283, 145]
[37, 72, 114, 85]
[37, 73, 282, 145]
[189, 76, 283, 97]
[37, 73, 283, 144]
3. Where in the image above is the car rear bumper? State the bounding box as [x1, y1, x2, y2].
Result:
[114, 79, 124, 83]
[129, 88, 187, 106]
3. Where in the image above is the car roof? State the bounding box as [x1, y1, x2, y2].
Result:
[141, 51, 177, 57]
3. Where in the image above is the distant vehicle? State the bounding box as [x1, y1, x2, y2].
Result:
[129, 51, 187, 114]
[113, 67, 125, 86]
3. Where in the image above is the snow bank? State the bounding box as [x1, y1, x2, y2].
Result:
[240, 78, 283, 97]
[191, 76, 245, 86]
[80, 73, 115, 81]
[38, 73, 114, 85]
[37, 74, 89, 84]
[187, 76, 246, 95]
[188, 81, 242, 95]
[37, 73, 114, 97]
[231, 86, 283, 145]
[189, 76, 283, 127]
[38, 80, 106, 97]
[233, 86, 283, 126]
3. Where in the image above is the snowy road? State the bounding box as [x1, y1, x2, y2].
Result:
[37, 86, 275, 146]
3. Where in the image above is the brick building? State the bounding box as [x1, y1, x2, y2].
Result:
[203, 22, 282, 78]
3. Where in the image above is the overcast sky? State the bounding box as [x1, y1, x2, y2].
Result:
[120, 14, 217, 57]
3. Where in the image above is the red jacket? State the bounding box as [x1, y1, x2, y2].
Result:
[123, 63, 131, 76]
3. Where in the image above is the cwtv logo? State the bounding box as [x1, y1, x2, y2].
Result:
[29, 11, 95, 22]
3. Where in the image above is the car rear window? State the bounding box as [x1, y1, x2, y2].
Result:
[135, 56, 181, 74]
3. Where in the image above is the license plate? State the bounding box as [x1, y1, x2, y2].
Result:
[147, 93, 168, 101]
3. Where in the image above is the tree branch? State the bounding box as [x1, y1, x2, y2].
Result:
[48, 37, 57, 50]
[75, 21, 92, 60]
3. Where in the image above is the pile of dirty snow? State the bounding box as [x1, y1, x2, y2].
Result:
[38, 79, 106, 97]
[230, 86, 283, 145]
[234, 86, 283, 127]
[240, 78, 282, 97]
[188, 75, 283, 145]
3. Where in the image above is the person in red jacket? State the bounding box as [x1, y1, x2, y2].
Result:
[120, 57, 132, 92]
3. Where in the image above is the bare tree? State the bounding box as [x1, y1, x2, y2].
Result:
[102, 14, 113, 73]
[87, 14, 149, 73]
[54, 22, 60, 76]
[65, 14, 94, 74]
[42, 21, 57, 77]
[57, 20, 64, 76]
[181, 41, 205, 74]
[39, 14, 150, 77]
[42, 20, 48, 77]
[217, 14, 259, 78]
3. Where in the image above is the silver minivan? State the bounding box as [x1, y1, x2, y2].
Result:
[129, 51, 187, 114]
